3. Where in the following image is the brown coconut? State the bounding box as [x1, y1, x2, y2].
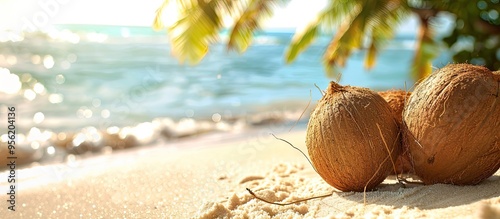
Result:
[403, 63, 500, 185]
[306, 82, 401, 192]
[378, 90, 413, 174]
[378, 90, 411, 125]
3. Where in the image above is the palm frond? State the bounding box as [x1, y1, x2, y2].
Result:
[325, 62, 342, 82]
[317, 0, 360, 31]
[284, 0, 358, 64]
[155, 0, 281, 63]
[284, 21, 320, 63]
[364, 1, 411, 69]
[412, 17, 438, 79]
[215, 0, 245, 17]
[168, 1, 223, 64]
[365, 41, 377, 69]
[153, 0, 170, 30]
[323, 4, 364, 68]
[155, 0, 435, 81]
[228, 0, 290, 53]
[322, 0, 412, 76]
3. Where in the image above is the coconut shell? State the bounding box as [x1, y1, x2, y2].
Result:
[306, 82, 401, 192]
[378, 90, 411, 125]
[378, 90, 413, 174]
[403, 63, 500, 185]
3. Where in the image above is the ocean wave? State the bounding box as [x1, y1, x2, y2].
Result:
[0, 109, 309, 170]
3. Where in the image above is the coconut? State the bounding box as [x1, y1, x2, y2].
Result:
[306, 82, 401, 192]
[378, 90, 411, 125]
[403, 63, 500, 185]
[378, 90, 413, 174]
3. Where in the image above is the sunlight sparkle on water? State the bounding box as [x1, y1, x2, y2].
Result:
[1, 133, 23, 144]
[31, 55, 41, 65]
[21, 73, 32, 82]
[57, 132, 67, 141]
[49, 29, 80, 44]
[6, 55, 17, 65]
[43, 55, 54, 69]
[31, 141, 40, 150]
[24, 89, 36, 101]
[27, 127, 51, 142]
[47, 146, 56, 155]
[72, 133, 86, 147]
[60, 61, 71, 69]
[92, 99, 101, 107]
[67, 53, 78, 63]
[0, 68, 21, 94]
[77, 107, 93, 119]
[49, 93, 64, 104]
[107, 126, 120, 135]
[33, 82, 46, 94]
[101, 109, 110, 118]
[55, 74, 65, 84]
[33, 112, 45, 124]
[212, 113, 222, 123]
[131, 122, 157, 144]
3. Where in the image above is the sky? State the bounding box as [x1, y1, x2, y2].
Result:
[0, 0, 418, 33]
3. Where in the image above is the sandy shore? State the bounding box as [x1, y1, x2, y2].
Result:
[0, 129, 499, 218]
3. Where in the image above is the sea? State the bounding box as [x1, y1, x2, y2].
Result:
[0, 24, 451, 167]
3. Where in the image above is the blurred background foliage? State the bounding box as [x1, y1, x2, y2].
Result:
[429, 0, 500, 70]
[154, 0, 500, 80]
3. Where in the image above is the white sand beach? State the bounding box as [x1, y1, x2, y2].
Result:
[1, 129, 499, 218]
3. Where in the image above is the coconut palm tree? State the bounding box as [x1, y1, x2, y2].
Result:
[153, 0, 500, 80]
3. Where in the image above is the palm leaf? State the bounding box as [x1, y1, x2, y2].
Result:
[228, 0, 290, 53]
[412, 18, 438, 79]
[284, 0, 358, 64]
[364, 41, 377, 69]
[153, 0, 170, 30]
[317, 0, 360, 30]
[284, 22, 320, 63]
[156, 0, 282, 63]
[323, 0, 412, 76]
[215, 0, 245, 17]
[322, 20, 360, 79]
[155, 0, 434, 81]
[168, 1, 222, 64]
[364, 1, 411, 69]
[323, 4, 364, 68]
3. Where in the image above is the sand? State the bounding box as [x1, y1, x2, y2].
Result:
[0, 129, 499, 218]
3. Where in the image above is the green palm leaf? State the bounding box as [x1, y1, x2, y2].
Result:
[228, 0, 290, 53]
[412, 17, 438, 80]
[284, 22, 319, 63]
[364, 1, 411, 69]
[168, 2, 221, 64]
[365, 40, 377, 69]
[323, 3, 364, 78]
[154, 0, 460, 81]
[153, 0, 170, 31]
[285, 0, 358, 64]
[155, 0, 287, 63]
[286, 0, 411, 78]
[324, 0, 413, 76]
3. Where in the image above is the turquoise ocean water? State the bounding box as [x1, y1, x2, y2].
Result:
[0, 25, 450, 166]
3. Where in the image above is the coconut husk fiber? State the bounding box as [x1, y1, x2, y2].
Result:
[379, 90, 413, 174]
[306, 82, 401, 192]
[403, 63, 500, 185]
